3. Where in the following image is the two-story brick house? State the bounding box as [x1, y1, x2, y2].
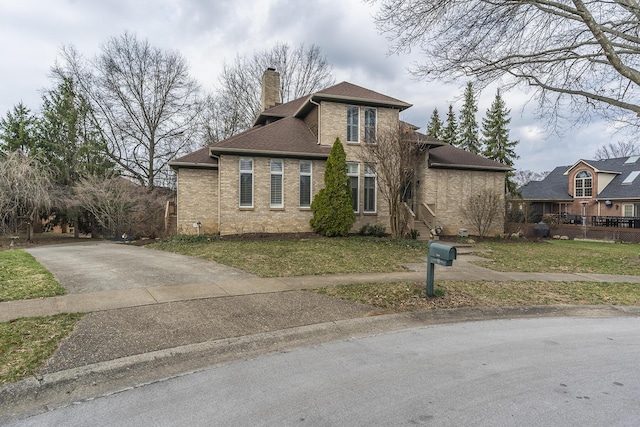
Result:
[170, 69, 510, 236]
[519, 156, 640, 226]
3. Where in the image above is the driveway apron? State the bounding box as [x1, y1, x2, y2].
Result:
[25, 241, 257, 293]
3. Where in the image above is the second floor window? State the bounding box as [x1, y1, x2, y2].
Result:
[347, 106, 359, 142]
[364, 108, 376, 143]
[575, 170, 592, 197]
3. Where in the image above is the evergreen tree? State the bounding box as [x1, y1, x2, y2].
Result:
[0, 103, 36, 154]
[481, 89, 519, 194]
[458, 82, 481, 153]
[310, 138, 356, 237]
[426, 108, 443, 139]
[441, 104, 458, 146]
[37, 77, 113, 186]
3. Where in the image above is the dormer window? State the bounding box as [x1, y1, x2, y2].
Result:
[575, 170, 592, 197]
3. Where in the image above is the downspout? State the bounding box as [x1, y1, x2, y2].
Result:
[310, 99, 321, 144]
[216, 155, 221, 234]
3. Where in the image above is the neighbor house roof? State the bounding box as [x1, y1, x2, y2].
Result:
[518, 166, 573, 201]
[518, 156, 640, 201]
[428, 144, 512, 171]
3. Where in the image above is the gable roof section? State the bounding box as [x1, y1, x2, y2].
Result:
[564, 159, 622, 175]
[592, 156, 640, 200]
[170, 145, 218, 170]
[210, 116, 330, 159]
[255, 81, 412, 125]
[519, 166, 572, 201]
[428, 144, 512, 171]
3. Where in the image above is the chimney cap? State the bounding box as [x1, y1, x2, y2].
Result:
[266, 67, 276, 71]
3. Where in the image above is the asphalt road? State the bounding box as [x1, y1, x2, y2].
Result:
[25, 241, 255, 293]
[8, 317, 640, 426]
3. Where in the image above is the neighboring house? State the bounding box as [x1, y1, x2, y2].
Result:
[170, 69, 510, 236]
[518, 156, 640, 226]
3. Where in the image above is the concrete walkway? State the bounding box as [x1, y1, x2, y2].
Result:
[2, 250, 640, 322]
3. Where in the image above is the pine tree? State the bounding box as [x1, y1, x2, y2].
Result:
[310, 138, 356, 236]
[0, 103, 36, 154]
[441, 104, 458, 146]
[481, 89, 519, 193]
[426, 108, 443, 140]
[458, 82, 480, 153]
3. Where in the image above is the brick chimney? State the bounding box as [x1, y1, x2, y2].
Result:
[261, 68, 280, 111]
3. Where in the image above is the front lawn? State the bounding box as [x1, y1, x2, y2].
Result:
[151, 236, 428, 277]
[475, 240, 640, 275]
[0, 250, 66, 302]
[0, 314, 83, 385]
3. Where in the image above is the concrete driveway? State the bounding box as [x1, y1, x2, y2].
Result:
[25, 241, 256, 293]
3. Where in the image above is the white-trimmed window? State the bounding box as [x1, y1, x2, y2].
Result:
[575, 171, 592, 197]
[623, 204, 635, 217]
[299, 161, 312, 208]
[347, 162, 359, 212]
[347, 106, 359, 142]
[364, 107, 377, 143]
[270, 159, 284, 208]
[239, 158, 253, 207]
[363, 163, 376, 213]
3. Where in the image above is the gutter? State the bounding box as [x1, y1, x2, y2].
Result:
[210, 147, 329, 159]
[428, 162, 513, 172]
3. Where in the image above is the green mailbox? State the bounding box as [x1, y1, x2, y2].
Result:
[426, 241, 457, 297]
[428, 242, 457, 266]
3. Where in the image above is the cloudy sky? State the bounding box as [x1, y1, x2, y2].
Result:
[0, 0, 618, 173]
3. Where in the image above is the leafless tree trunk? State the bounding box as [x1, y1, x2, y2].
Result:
[0, 151, 54, 239]
[360, 125, 423, 238]
[54, 32, 202, 187]
[204, 42, 335, 142]
[370, 0, 640, 131]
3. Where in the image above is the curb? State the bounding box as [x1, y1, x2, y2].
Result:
[2, 304, 640, 422]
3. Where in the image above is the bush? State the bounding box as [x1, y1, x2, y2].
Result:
[359, 224, 387, 237]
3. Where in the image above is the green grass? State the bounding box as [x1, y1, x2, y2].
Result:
[314, 280, 640, 311]
[0, 314, 83, 385]
[151, 236, 428, 277]
[0, 250, 66, 302]
[475, 240, 640, 275]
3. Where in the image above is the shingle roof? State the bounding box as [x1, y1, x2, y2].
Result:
[210, 116, 330, 158]
[428, 144, 512, 171]
[170, 145, 218, 169]
[313, 82, 412, 110]
[518, 166, 572, 200]
[518, 156, 640, 201]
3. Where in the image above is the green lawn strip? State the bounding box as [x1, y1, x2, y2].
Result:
[0, 313, 83, 385]
[313, 280, 640, 312]
[475, 240, 640, 275]
[0, 250, 66, 302]
[151, 236, 428, 277]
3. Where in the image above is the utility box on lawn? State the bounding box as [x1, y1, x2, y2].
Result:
[426, 241, 457, 297]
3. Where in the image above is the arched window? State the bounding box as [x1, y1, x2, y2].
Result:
[575, 171, 592, 197]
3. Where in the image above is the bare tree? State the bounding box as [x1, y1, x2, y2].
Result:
[54, 32, 202, 187]
[461, 189, 504, 238]
[0, 151, 54, 240]
[370, 1, 640, 131]
[205, 42, 335, 141]
[594, 141, 640, 160]
[513, 169, 551, 188]
[69, 174, 168, 239]
[361, 125, 423, 238]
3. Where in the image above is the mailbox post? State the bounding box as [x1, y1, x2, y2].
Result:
[426, 241, 457, 297]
